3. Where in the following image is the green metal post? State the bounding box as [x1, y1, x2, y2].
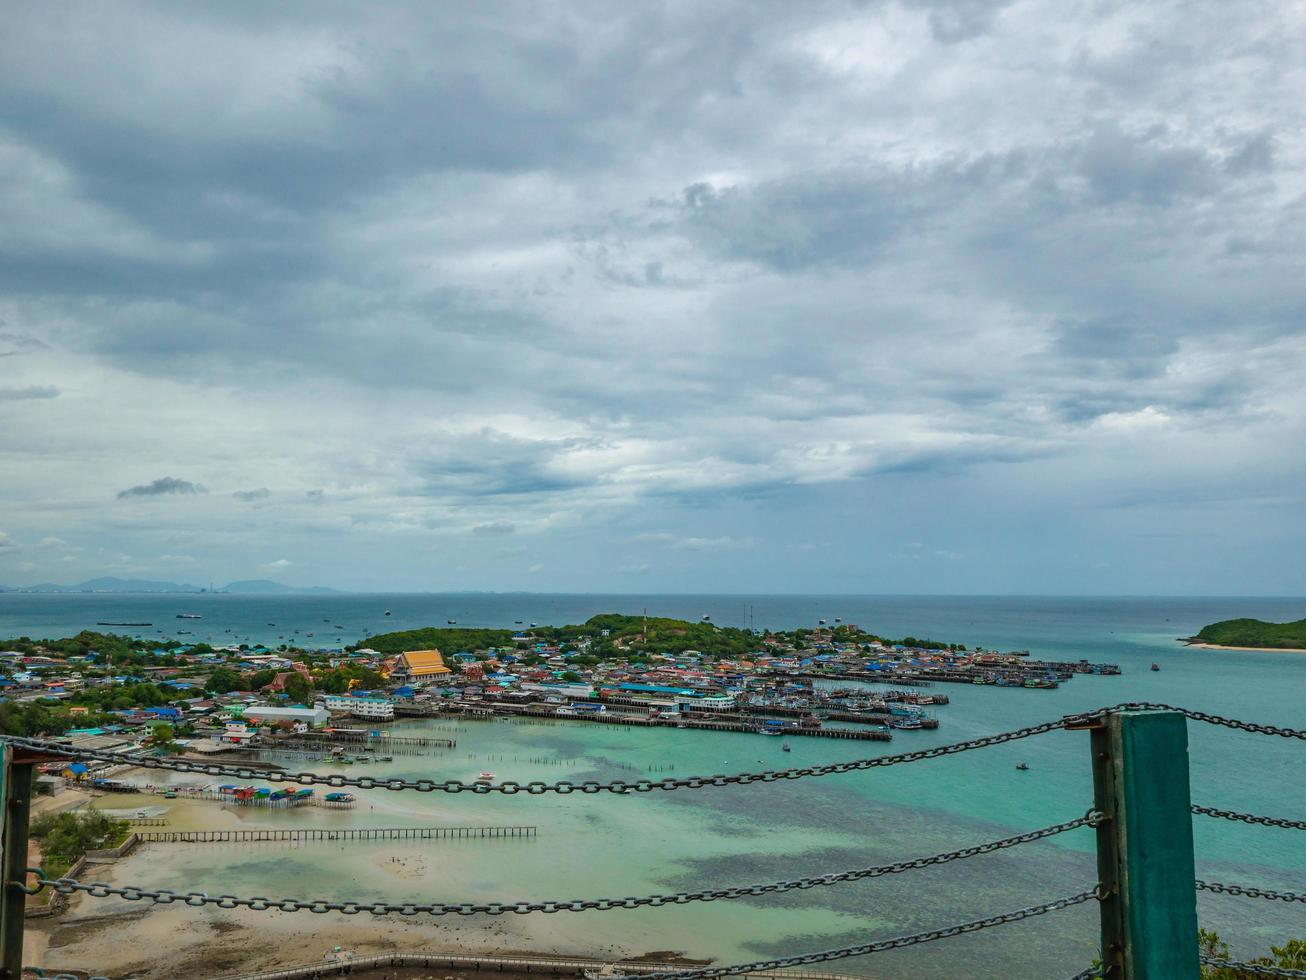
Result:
[1, 747, 35, 980]
[1090, 709, 1200, 979]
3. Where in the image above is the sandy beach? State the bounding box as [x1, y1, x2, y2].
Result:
[1180, 642, 1306, 653]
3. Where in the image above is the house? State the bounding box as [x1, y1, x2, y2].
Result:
[243, 704, 330, 728]
[321, 694, 395, 721]
[386, 650, 451, 684]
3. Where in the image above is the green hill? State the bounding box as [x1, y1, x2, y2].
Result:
[1191, 618, 1306, 649]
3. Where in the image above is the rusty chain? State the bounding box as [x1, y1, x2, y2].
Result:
[1191, 805, 1306, 832]
[1196, 880, 1306, 904]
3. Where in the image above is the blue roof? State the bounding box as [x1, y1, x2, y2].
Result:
[68, 763, 90, 774]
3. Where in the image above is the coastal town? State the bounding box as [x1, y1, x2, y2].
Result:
[1, 614, 1121, 798]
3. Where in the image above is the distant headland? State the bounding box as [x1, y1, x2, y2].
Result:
[1181, 617, 1306, 652]
[0, 577, 341, 595]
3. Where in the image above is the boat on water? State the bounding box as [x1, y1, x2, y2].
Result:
[702, 614, 711, 621]
[757, 728, 784, 736]
[475, 771, 495, 783]
[447, 619, 457, 625]
[514, 620, 523, 624]
[1016, 762, 1029, 771]
[384, 610, 392, 616]
[176, 613, 202, 620]
[1151, 663, 1160, 671]
[324, 792, 355, 803]
[782, 742, 791, 752]
[96, 621, 152, 626]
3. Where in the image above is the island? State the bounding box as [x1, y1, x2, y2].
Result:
[1181, 617, 1306, 652]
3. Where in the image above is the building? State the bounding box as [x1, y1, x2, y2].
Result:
[386, 649, 452, 684]
[243, 704, 330, 728]
[322, 694, 395, 720]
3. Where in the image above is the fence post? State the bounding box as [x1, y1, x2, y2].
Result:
[0, 748, 34, 980]
[1089, 709, 1200, 979]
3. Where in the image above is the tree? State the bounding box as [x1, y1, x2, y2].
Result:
[149, 722, 181, 754]
[204, 667, 244, 694]
[282, 672, 312, 704]
[560, 670, 582, 683]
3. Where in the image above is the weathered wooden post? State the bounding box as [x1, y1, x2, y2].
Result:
[1, 746, 34, 980]
[1083, 709, 1201, 978]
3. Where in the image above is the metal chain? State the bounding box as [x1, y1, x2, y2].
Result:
[1192, 805, 1306, 832]
[627, 890, 1101, 980]
[1065, 703, 1306, 741]
[1064, 969, 1101, 980]
[0, 716, 1070, 794]
[1196, 880, 1306, 904]
[1199, 956, 1306, 978]
[2, 703, 1293, 797]
[32, 812, 1101, 916]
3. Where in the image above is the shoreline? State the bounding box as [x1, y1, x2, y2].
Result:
[1179, 641, 1306, 654]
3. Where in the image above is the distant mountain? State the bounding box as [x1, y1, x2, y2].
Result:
[0, 577, 341, 594]
[1, 577, 205, 593]
[223, 579, 341, 595]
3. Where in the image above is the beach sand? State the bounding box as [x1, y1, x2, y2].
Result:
[1180, 642, 1306, 653]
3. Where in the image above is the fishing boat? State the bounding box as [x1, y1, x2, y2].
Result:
[1016, 762, 1029, 771]
[1151, 663, 1160, 671]
[757, 728, 783, 736]
[476, 771, 495, 783]
[781, 742, 791, 752]
[176, 613, 202, 619]
[384, 610, 392, 616]
[448, 619, 457, 625]
[324, 792, 355, 803]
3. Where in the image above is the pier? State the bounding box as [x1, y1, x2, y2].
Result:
[285, 731, 456, 750]
[505, 705, 893, 740]
[138, 825, 537, 844]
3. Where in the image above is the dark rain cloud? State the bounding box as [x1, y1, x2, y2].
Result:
[117, 477, 207, 499]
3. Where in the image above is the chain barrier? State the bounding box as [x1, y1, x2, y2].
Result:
[3, 703, 1296, 796]
[0, 716, 1070, 794]
[1196, 880, 1306, 904]
[624, 890, 1100, 980]
[1192, 805, 1306, 832]
[1064, 703, 1306, 741]
[1199, 956, 1306, 978]
[29, 812, 1101, 916]
[1064, 969, 1100, 980]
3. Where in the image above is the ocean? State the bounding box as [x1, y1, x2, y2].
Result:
[4, 593, 1305, 977]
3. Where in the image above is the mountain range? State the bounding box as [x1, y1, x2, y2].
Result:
[0, 577, 341, 595]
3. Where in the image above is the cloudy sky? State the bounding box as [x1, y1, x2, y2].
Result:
[1, 2, 1304, 594]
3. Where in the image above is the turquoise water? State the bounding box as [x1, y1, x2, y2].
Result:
[5, 594, 1305, 976]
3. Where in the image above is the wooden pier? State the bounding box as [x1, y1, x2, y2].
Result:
[138, 825, 537, 844]
[505, 704, 893, 741]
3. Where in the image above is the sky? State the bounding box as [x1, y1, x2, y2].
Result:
[1, 1, 1304, 596]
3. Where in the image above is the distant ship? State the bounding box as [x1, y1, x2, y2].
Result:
[702, 614, 711, 621]
[176, 613, 202, 620]
[384, 610, 392, 616]
[447, 619, 457, 625]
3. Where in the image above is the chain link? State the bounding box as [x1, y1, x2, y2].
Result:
[33, 812, 1101, 916]
[1199, 956, 1306, 978]
[625, 890, 1100, 980]
[1064, 969, 1101, 980]
[1192, 805, 1306, 832]
[1064, 703, 1306, 740]
[1196, 880, 1306, 904]
[0, 716, 1070, 794]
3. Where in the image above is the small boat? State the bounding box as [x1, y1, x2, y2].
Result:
[384, 610, 392, 616]
[176, 613, 202, 620]
[1016, 762, 1029, 771]
[529, 622, 537, 627]
[476, 771, 495, 783]
[447, 619, 457, 625]
[758, 728, 783, 736]
[701, 614, 711, 621]
[514, 620, 523, 624]
[818, 619, 827, 625]
[1151, 663, 1160, 671]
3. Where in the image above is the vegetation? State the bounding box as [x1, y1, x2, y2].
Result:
[356, 626, 517, 655]
[314, 664, 385, 693]
[1192, 618, 1306, 649]
[1200, 927, 1306, 977]
[29, 810, 131, 879]
[0, 700, 118, 737]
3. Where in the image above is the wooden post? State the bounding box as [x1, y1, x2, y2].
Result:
[1090, 709, 1200, 979]
[1, 750, 34, 980]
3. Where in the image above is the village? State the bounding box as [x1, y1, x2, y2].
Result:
[1, 615, 1121, 797]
